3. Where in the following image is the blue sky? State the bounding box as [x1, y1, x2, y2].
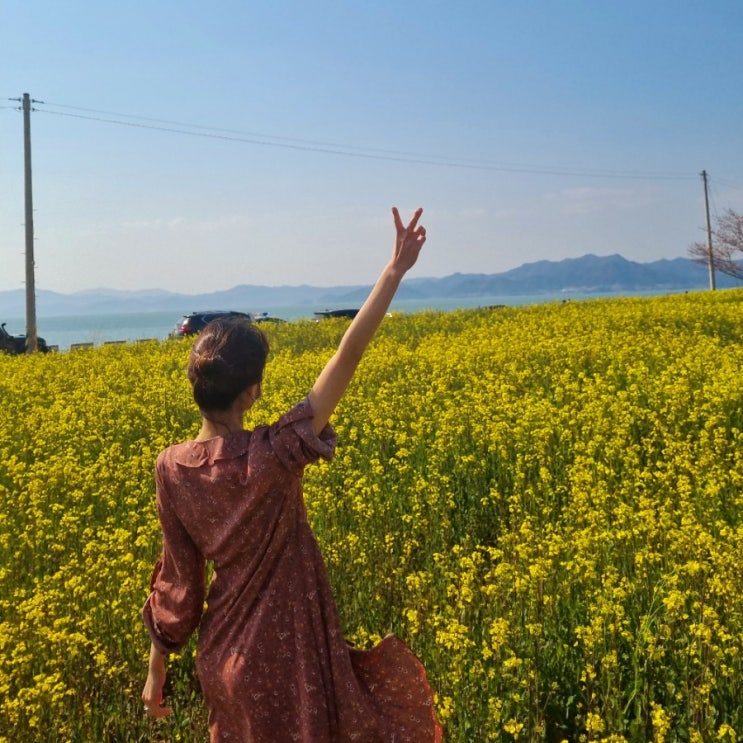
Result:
[2, 1, 742, 294]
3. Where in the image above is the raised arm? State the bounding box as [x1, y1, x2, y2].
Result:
[307, 207, 426, 435]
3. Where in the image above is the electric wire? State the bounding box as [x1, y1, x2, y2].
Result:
[33, 101, 698, 181]
[708, 178, 721, 222]
[710, 176, 743, 191]
[39, 100, 697, 179]
[7, 97, 738, 185]
[40, 100, 457, 158]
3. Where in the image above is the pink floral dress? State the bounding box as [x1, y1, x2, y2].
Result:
[143, 399, 442, 742]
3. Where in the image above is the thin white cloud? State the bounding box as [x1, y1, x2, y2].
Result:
[542, 187, 658, 216]
[119, 218, 182, 230]
[120, 215, 252, 231]
[457, 208, 487, 217]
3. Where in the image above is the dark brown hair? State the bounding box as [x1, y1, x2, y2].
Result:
[187, 316, 269, 412]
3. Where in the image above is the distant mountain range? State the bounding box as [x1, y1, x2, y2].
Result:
[0, 254, 738, 318]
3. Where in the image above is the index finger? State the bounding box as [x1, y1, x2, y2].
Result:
[391, 206, 404, 233]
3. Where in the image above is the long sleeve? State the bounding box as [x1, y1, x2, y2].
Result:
[142, 464, 206, 654]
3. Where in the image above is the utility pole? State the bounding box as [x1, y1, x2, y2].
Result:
[22, 93, 38, 351]
[701, 169, 716, 292]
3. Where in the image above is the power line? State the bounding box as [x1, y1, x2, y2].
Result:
[32, 100, 699, 181]
[710, 176, 743, 191]
[708, 176, 721, 221]
[41, 100, 435, 156]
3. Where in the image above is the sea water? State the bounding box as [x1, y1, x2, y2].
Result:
[3, 291, 667, 351]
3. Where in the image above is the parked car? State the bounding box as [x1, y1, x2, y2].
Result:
[251, 312, 286, 325]
[170, 311, 254, 338]
[313, 309, 359, 320]
[0, 322, 50, 354]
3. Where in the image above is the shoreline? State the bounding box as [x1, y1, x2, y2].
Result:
[2, 289, 692, 351]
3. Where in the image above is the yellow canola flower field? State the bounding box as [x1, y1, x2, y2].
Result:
[1, 291, 743, 742]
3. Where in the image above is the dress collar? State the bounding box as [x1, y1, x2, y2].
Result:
[173, 431, 250, 467]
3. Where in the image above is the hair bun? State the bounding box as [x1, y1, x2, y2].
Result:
[193, 353, 229, 378]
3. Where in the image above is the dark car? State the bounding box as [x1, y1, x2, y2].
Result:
[170, 311, 253, 338]
[0, 322, 50, 354]
[251, 312, 286, 325]
[313, 309, 359, 320]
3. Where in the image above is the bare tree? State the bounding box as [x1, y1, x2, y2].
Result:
[688, 208, 743, 280]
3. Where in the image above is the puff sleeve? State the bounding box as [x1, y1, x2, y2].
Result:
[265, 398, 336, 474]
